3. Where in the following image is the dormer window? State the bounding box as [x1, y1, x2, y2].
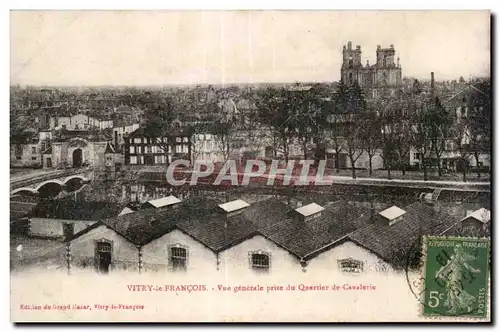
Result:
[378, 206, 406, 226]
[295, 203, 325, 222]
[218, 199, 250, 217]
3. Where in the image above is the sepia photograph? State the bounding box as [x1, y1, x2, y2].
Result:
[9, 10, 491, 322]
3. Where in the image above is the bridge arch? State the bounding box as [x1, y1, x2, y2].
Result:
[64, 175, 88, 184]
[35, 180, 65, 192]
[11, 187, 39, 196]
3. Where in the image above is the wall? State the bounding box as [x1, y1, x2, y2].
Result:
[306, 241, 394, 275]
[10, 143, 41, 167]
[219, 235, 302, 278]
[70, 225, 139, 273]
[142, 229, 217, 274]
[29, 218, 96, 239]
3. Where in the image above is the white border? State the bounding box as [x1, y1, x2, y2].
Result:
[2, 1, 498, 330]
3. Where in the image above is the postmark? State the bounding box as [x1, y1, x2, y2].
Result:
[418, 236, 490, 319]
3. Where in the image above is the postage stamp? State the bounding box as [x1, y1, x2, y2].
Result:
[420, 236, 490, 319]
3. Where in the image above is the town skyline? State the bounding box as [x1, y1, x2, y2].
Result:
[11, 11, 490, 86]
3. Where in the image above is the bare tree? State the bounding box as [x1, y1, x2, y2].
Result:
[410, 99, 434, 181]
[359, 110, 382, 176]
[344, 114, 365, 179]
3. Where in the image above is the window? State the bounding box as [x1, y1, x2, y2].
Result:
[137, 146, 142, 154]
[106, 156, 112, 161]
[183, 137, 188, 143]
[32, 147, 37, 154]
[130, 156, 137, 164]
[169, 245, 188, 271]
[176, 145, 182, 153]
[31, 157, 37, 161]
[249, 251, 270, 271]
[205, 134, 212, 140]
[134, 138, 142, 144]
[95, 240, 113, 274]
[337, 258, 363, 274]
[146, 146, 152, 154]
[414, 153, 420, 160]
[130, 146, 135, 154]
[176, 137, 182, 143]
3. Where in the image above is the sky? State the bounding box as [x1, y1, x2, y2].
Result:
[10, 10, 491, 86]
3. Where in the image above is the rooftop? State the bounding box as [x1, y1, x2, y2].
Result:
[349, 202, 460, 268]
[463, 208, 490, 224]
[295, 202, 325, 217]
[218, 199, 250, 213]
[379, 206, 406, 221]
[145, 195, 182, 208]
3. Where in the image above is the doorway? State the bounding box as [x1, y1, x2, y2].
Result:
[72, 149, 83, 168]
[95, 241, 112, 274]
[46, 157, 52, 168]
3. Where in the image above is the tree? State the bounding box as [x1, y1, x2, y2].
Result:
[410, 99, 434, 181]
[359, 110, 382, 176]
[466, 81, 491, 178]
[255, 87, 296, 162]
[142, 97, 177, 167]
[344, 115, 365, 179]
[428, 97, 453, 177]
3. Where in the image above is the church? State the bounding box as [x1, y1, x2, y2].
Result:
[340, 41, 403, 100]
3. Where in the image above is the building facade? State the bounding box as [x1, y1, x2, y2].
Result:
[124, 128, 192, 166]
[341, 41, 403, 100]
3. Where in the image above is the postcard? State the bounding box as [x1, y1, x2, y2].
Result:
[10, 10, 491, 322]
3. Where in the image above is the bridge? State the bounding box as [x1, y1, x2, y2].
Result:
[10, 167, 94, 197]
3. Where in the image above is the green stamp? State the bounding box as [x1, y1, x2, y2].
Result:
[421, 236, 490, 318]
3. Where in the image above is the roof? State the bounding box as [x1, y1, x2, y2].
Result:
[31, 199, 123, 221]
[144, 195, 182, 208]
[462, 208, 490, 224]
[295, 203, 325, 217]
[118, 207, 136, 216]
[176, 198, 284, 252]
[379, 205, 406, 221]
[218, 199, 250, 213]
[262, 200, 373, 258]
[348, 202, 461, 268]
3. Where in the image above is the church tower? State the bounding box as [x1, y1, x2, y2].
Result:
[341, 41, 363, 85]
[340, 41, 403, 100]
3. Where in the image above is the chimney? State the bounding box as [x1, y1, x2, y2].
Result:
[431, 72, 435, 96]
[218, 199, 250, 218]
[294, 202, 325, 222]
[347, 41, 352, 50]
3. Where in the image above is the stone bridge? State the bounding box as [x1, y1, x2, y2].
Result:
[10, 167, 94, 197]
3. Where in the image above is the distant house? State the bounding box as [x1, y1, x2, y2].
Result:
[10, 132, 42, 168]
[123, 127, 192, 166]
[112, 122, 140, 150]
[458, 208, 490, 237]
[49, 113, 113, 131]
